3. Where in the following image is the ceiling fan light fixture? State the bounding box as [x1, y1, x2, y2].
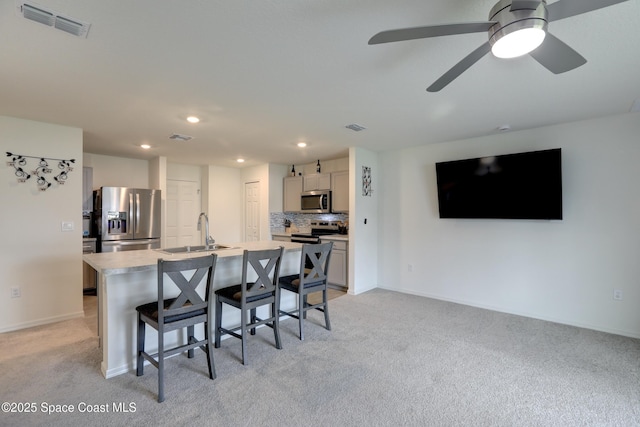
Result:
[491, 27, 546, 58]
[488, 0, 548, 59]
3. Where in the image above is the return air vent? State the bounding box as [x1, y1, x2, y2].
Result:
[169, 134, 194, 142]
[17, 2, 91, 38]
[345, 123, 366, 132]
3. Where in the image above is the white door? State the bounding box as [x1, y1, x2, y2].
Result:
[245, 181, 260, 241]
[166, 180, 200, 247]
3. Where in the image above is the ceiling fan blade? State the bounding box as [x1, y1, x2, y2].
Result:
[529, 32, 586, 74]
[427, 42, 491, 92]
[547, 0, 629, 22]
[510, 1, 543, 11]
[368, 22, 495, 45]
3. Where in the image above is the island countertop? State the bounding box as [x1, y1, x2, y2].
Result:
[83, 240, 303, 275]
[83, 240, 304, 379]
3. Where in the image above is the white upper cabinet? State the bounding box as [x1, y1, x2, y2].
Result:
[331, 171, 349, 213]
[283, 176, 303, 212]
[303, 173, 331, 192]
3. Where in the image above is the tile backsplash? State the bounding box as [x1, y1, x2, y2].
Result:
[270, 212, 348, 233]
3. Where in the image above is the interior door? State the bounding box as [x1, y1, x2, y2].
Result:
[244, 181, 260, 241]
[166, 180, 200, 247]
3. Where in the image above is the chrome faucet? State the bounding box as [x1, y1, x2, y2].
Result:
[197, 212, 215, 250]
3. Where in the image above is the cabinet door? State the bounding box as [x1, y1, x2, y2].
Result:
[327, 247, 347, 287]
[331, 171, 349, 213]
[283, 176, 303, 212]
[317, 173, 331, 190]
[303, 173, 331, 191]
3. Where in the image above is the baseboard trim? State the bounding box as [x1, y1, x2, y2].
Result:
[376, 285, 640, 340]
[0, 311, 85, 333]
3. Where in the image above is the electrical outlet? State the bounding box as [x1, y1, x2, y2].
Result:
[61, 221, 74, 232]
[613, 289, 623, 301]
[11, 287, 21, 298]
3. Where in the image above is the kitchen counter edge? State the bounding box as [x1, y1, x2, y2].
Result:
[83, 240, 302, 276]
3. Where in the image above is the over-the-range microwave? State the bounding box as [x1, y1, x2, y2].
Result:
[301, 190, 331, 213]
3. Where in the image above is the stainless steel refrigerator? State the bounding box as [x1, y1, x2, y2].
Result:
[94, 187, 161, 252]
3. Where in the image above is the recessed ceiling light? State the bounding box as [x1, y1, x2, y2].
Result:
[186, 116, 200, 124]
[140, 144, 151, 149]
[297, 142, 307, 148]
[236, 158, 245, 163]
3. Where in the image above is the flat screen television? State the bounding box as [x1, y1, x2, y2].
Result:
[435, 148, 562, 220]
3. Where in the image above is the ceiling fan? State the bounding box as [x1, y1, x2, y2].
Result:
[368, 0, 629, 92]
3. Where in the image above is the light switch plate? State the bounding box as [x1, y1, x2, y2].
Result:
[61, 221, 74, 232]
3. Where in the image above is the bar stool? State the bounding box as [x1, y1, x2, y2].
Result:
[278, 241, 333, 340]
[214, 247, 284, 365]
[136, 254, 217, 402]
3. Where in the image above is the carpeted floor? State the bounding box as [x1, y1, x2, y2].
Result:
[1, 289, 639, 426]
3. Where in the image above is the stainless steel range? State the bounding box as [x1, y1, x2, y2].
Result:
[290, 221, 341, 244]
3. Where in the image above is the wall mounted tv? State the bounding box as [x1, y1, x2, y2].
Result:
[435, 148, 562, 220]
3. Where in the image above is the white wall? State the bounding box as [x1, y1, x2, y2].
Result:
[83, 153, 150, 189]
[290, 158, 349, 177]
[0, 116, 83, 332]
[378, 113, 640, 338]
[269, 164, 288, 213]
[205, 165, 243, 243]
[150, 157, 167, 247]
[349, 147, 379, 295]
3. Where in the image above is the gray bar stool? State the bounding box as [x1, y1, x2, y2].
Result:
[214, 247, 284, 365]
[278, 242, 333, 340]
[136, 254, 217, 402]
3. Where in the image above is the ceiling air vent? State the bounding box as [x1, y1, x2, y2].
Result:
[18, 2, 91, 38]
[345, 123, 366, 132]
[169, 134, 194, 142]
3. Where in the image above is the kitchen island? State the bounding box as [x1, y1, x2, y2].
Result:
[83, 241, 303, 379]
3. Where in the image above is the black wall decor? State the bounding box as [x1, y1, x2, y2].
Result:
[362, 166, 372, 196]
[6, 152, 75, 191]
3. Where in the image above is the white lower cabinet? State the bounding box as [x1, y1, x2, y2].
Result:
[322, 239, 347, 288]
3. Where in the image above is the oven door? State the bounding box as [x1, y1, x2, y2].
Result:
[291, 234, 321, 244]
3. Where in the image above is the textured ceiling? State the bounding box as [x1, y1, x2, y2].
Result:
[1, 0, 638, 168]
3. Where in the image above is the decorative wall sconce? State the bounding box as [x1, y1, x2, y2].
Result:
[6, 152, 75, 191]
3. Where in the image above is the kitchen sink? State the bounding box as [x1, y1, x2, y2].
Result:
[156, 244, 236, 254]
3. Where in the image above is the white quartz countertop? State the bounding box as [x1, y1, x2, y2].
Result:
[83, 240, 302, 276]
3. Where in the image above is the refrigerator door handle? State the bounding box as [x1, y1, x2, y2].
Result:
[129, 192, 135, 238]
[136, 192, 141, 234]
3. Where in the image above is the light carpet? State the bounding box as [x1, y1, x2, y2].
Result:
[1, 289, 639, 426]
